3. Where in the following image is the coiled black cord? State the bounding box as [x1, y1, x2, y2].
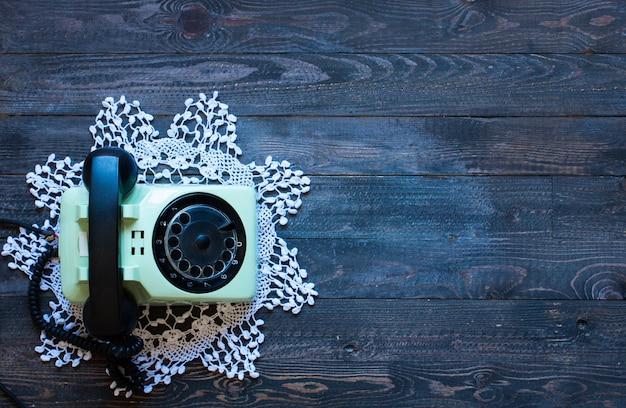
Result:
[28, 243, 146, 394]
[2, 221, 146, 405]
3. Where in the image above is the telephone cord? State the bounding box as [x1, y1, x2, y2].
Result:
[1, 221, 145, 405]
[28, 243, 146, 394]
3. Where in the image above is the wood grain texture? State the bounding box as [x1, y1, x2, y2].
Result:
[554, 176, 626, 240]
[1, 0, 626, 53]
[2, 297, 626, 407]
[293, 238, 626, 300]
[0, 176, 45, 228]
[3, 115, 626, 176]
[280, 176, 553, 240]
[1, 53, 626, 116]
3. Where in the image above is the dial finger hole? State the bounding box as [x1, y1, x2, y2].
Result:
[214, 260, 225, 273]
[168, 236, 179, 247]
[179, 212, 191, 225]
[224, 237, 236, 249]
[189, 265, 202, 278]
[203, 265, 214, 277]
[171, 222, 183, 234]
[171, 249, 182, 261]
[178, 259, 190, 271]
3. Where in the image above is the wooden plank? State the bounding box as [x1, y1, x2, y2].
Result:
[291, 237, 626, 300]
[259, 299, 626, 362]
[553, 176, 626, 239]
[3, 236, 625, 300]
[3, 115, 626, 176]
[1, 297, 626, 407]
[280, 176, 553, 240]
[236, 116, 626, 176]
[1, 54, 625, 116]
[1, 1, 626, 54]
[284, 176, 626, 242]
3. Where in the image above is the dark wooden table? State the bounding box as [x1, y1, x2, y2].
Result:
[2, 1, 626, 406]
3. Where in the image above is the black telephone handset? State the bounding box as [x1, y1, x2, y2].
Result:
[81, 147, 139, 340]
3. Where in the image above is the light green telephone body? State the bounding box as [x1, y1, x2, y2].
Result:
[59, 184, 257, 304]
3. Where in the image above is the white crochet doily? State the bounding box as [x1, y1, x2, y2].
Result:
[2, 92, 316, 397]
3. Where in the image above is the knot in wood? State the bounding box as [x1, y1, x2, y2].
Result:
[177, 5, 211, 37]
[472, 370, 492, 388]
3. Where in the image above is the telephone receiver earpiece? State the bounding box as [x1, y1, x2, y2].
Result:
[81, 147, 139, 340]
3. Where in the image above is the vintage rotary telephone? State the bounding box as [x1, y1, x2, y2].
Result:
[23, 146, 257, 393]
[60, 147, 257, 336]
[60, 146, 257, 334]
